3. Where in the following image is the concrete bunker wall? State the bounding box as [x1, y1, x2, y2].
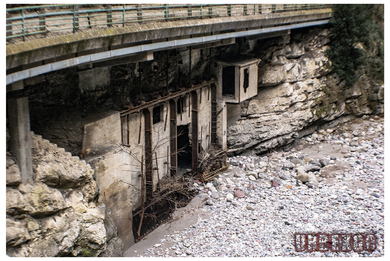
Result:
[80, 84, 214, 248]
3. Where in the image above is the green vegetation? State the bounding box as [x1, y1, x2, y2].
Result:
[326, 4, 384, 88]
[81, 249, 91, 257]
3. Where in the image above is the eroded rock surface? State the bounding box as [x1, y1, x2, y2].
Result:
[6, 132, 123, 257]
[227, 28, 384, 155]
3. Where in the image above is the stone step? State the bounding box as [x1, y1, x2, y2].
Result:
[64, 151, 73, 158]
[30, 131, 91, 169]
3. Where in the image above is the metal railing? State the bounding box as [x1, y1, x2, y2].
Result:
[6, 4, 331, 42]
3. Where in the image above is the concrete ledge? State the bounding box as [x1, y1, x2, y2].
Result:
[6, 20, 330, 86]
[6, 9, 331, 70]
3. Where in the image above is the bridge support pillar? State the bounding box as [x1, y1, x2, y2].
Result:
[7, 81, 33, 184]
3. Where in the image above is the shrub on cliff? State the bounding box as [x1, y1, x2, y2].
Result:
[326, 4, 384, 88]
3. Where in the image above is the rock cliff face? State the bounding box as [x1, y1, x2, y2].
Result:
[6, 132, 123, 257]
[227, 28, 384, 155]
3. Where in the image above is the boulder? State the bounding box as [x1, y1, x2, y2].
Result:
[234, 190, 245, 198]
[6, 156, 22, 186]
[35, 161, 94, 189]
[282, 161, 295, 169]
[99, 237, 124, 257]
[304, 164, 321, 172]
[307, 173, 319, 186]
[6, 218, 31, 247]
[226, 193, 234, 202]
[6, 188, 30, 215]
[18, 182, 67, 217]
[295, 174, 309, 183]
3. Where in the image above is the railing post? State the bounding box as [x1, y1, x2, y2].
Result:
[122, 4, 125, 27]
[164, 4, 169, 21]
[244, 4, 248, 15]
[258, 4, 262, 14]
[39, 8, 46, 36]
[272, 4, 276, 13]
[253, 4, 256, 15]
[21, 9, 25, 41]
[187, 4, 192, 17]
[107, 5, 112, 27]
[73, 5, 79, 33]
[208, 5, 213, 18]
[6, 12, 12, 39]
[137, 4, 142, 22]
[227, 4, 232, 16]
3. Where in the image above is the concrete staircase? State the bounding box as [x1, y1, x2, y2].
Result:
[30, 131, 90, 169]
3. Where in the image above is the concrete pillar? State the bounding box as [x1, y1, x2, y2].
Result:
[7, 81, 33, 184]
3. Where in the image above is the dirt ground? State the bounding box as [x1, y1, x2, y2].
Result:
[123, 195, 211, 257]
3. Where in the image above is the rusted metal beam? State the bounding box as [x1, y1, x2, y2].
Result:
[120, 79, 216, 117]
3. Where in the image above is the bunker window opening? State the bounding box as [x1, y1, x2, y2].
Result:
[243, 68, 249, 93]
[153, 105, 162, 124]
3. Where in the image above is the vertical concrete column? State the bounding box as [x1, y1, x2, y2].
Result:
[7, 81, 33, 184]
[143, 108, 153, 197]
[191, 91, 198, 170]
[169, 99, 177, 176]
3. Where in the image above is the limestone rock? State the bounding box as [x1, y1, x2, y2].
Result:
[307, 173, 319, 186]
[6, 218, 31, 247]
[6, 187, 30, 215]
[295, 174, 309, 183]
[99, 237, 124, 257]
[319, 159, 329, 167]
[304, 164, 321, 172]
[296, 166, 306, 176]
[282, 161, 295, 169]
[247, 172, 257, 179]
[234, 190, 245, 198]
[18, 182, 67, 217]
[35, 161, 94, 189]
[6, 156, 22, 186]
[226, 193, 234, 202]
[290, 158, 305, 166]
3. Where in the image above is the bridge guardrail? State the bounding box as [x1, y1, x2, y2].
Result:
[6, 4, 331, 42]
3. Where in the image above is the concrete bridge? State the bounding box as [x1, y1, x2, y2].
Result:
[6, 4, 332, 248]
[7, 4, 331, 85]
[6, 2, 331, 184]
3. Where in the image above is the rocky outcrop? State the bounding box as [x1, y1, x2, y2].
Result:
[6, 132, 123, 257]
[227, 28, 384, 155]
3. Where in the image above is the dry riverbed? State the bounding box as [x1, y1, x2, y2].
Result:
[124, 115, 384, 257]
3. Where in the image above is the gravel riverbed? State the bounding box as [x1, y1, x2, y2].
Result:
[133, 115, 384, 257]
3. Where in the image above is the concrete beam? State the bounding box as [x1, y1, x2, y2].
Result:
[6, 9, 331, 70]
[6, 20, 329, 87]
[246, 30, 291, 40]
[7, 81, 33, 184]
[92, 51, 154, 68]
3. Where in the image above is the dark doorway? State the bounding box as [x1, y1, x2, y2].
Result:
[143, 109, 153, 198]
[211, 84, 217, 144]
[169, 99, 177, 176]
[177, 124, 191, 176]
[222, 66, 235, 96]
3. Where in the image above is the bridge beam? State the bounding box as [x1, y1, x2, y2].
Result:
[7, 81, 33, 184]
